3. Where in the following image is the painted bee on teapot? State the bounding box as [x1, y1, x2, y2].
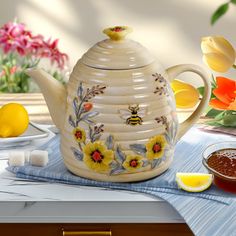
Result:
[119, 105, 146, 126]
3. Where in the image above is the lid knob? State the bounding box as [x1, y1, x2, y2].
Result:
[103, 26, 133, 41]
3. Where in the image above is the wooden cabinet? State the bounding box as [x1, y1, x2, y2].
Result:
[1, 223, 193, 236]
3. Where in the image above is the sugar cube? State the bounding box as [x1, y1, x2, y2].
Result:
[30, 150, 48, 167]
[8, 151, 25, 167]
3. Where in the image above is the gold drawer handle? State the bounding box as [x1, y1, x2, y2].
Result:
[62, 230, 112, 236]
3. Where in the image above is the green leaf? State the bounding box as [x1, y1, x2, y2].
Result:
[206, 120, 222, 127]
[214, 111, 226, 121]
[231, 0, 236, 4]
[211, 3, 229, 25]
[222, 114, 236, 127]
[197, 86, 205, 97]
[205, 106, 213, 114]
[197, 86, 215, 99]
[211, 74, 217, 88]
[205, 109, 223, 118]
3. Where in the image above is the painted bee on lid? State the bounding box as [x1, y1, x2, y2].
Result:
[119, 105, 146, 126]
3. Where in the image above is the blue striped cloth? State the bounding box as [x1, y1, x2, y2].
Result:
[7, 126, 236, 236]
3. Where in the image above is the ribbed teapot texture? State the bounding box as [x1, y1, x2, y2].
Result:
[26, 26, 211, 182]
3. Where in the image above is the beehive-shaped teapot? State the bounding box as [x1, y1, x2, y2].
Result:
[27, 26, 211, 182]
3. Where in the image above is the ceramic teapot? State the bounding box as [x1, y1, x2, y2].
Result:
[27, 26, 211, 182]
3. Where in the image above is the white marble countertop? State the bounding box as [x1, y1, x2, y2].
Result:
[0, 126, 184, 223]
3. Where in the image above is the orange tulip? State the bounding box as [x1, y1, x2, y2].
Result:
[210, 77, 236, 110]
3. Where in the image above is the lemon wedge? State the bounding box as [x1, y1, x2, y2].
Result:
[176, 173, 213, 192]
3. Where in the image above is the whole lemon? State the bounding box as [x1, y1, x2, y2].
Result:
[0, 103, 29, 138]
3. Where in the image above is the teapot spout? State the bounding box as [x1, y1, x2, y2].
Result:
[26, 68, 67, 130]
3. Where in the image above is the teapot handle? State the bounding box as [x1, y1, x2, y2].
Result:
[165, 64, 211, 140]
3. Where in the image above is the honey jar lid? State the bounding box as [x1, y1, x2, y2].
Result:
[80, 26, 155, 70]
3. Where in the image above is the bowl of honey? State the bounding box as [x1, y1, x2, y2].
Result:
[203, 142, 236, 193]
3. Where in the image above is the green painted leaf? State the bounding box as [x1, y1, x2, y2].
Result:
[110, 166, 125, 175]
[68, 115, 76, 127]
[142, 160, 149, 167]
[151, 159, 162, 169]
[71, 147, 83, 161]
[92, 133, 102, 142]
[72, 97, 78, 114]
[105, 135, 114, 150]
[77, 82, 83, 100]
[211, 3, 229, 25]
[81, 111, 99, 120]
[88, 125, 93, 140]
[83, 119, 95, 125]
[129, 144, 146, 155]
[110, 161, 120, 169]
[164, 133, 171, 145]
[115, 146, 125, 163]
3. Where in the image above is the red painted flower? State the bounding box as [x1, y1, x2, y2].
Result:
[122, 155, 143, 171]
[83, 141, 114, 172]
[146, 135, 167, 160]
[209, 77, 236, 111]
[83, 103, 93, 112]
[73, 127, 86, 142]
[91, 150, 103, 163]
[111, 26, 125, 32]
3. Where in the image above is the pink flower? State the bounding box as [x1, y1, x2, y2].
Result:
[0, 21, 69, 69]
[10, 66, 17, 74]
[30, 35, 44, 51]
[42, 38, 68, 69]
[0, 70, 6, 77]
[0, 66, 17, 78]
[0, 22, 27, 54]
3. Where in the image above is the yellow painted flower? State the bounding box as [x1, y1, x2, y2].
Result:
[171, 79, 200, 109]
[103, 26, 132, 41]
[122, 155, 143, 172]
[83, 141, 114, 173]
[146, 135, 167, 160]
[73, 127, 86, 143]
[201, 36, 236, 72]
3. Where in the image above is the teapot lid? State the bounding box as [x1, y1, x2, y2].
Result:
[81, 26, 155, 70]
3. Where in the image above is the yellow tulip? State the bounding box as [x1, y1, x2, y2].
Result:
[171, 79, 200, 109]
[201, 36, 236, 72]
